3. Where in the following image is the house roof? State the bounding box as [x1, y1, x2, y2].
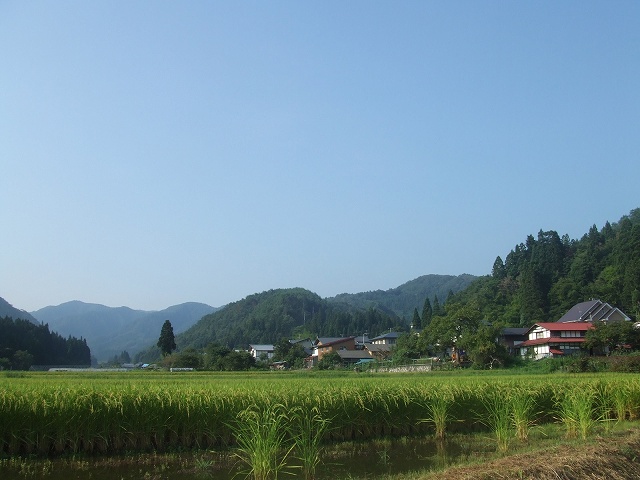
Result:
[370, 332, 401, 341]
[316, 337, 355, 348]
[527, 322, 592, 333]
[520, 337, 586, 347]
[337, 350, 373, 360]
[366, 344, 392, 353]
[502, 327, 529, 336]
[249, 344, 274, 351]
[290, 338, 313, 345]
[558, 299, 630, 323]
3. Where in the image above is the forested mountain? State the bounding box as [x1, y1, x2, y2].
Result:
[32, 301, 217, 362]
[0, 297, 39, 324]
[0, 317, 90, 370]
[135, 288, 406, 362]
[446, 208, 640, 327]
[327, 274, 476, 319]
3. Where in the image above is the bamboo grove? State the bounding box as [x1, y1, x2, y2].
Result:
[2, 371, 640, 458]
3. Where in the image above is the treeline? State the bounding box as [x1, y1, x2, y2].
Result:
[451, 208, 640, 327]
[0, 317, 91, 370]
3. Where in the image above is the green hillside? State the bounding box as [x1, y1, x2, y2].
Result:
[445, 208, 640, 327]
[327, 274, 476, 319]
[0, 317, 90, 370]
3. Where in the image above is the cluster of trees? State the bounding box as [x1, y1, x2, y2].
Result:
[159, 344, 257, 371]
[155, 320, 256, 370]
[106, 350, 132, 366]
[394, 209, 640, 368]
[0, 316, 91, 370]
[584, 320, 640, 352]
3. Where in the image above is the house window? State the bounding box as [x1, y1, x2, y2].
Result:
[561, 331, 582, 338]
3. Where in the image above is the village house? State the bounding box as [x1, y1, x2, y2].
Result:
[336, 349, 374, 366]
[248, 344, 275, 361]
[519, 299, 632, 360]
[314, 337, 356, 360]
[370, 331, 400, 345]
[500, 327, 529, 356]
[365, 343, 393, 361]
[519, 322, 592, 360]
[301, 337, 356, 368]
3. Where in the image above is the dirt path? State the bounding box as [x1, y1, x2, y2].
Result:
[419, 428, 640, 480]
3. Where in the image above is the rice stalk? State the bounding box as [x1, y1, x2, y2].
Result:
[227, 403, 292, 480]
[478, 392, 511, 452]
[288, 406, 331, 480]
[421, 392, 453, 440]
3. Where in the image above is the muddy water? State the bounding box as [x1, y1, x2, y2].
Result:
[1, 435, 496, 479]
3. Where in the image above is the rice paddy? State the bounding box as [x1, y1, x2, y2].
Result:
[2, 370, 640, 478]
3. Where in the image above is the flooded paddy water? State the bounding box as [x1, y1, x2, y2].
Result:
[1, 434, 498, 480]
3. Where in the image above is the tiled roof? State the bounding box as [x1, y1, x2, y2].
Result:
[316, 337, 355, 348]
[502, 328, 529, 336]
[520, 337, 586, 347]
[366, 344, 392, 353]
[337, 350, 372, 360]
[557, 299, 630, 323]
[370, 332, 400, 341]
[528, 322, 592, 332]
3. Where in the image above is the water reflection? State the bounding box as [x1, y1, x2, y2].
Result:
[1, 435, 496, 480]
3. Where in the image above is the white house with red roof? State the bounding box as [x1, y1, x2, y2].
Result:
[520, 322, 593, 359]
[519, 299, 632, 359]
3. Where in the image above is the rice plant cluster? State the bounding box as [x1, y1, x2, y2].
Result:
[2, 372, 640, 459]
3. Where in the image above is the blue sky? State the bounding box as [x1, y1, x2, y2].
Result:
[2, 1, 639, 312]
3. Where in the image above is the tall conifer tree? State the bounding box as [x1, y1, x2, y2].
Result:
[421, 297, 432, 329]
[157, 320, 176, 357]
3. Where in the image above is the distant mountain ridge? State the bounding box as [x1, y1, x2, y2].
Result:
[31, 301, 217, 362]
[0, 297, 39, 324]
[327, 274, 477, 319]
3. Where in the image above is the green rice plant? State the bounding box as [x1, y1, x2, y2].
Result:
[288, 406, 331, 480]
[227, 403, 293, 480]
[612, 384, 631, 422]
[626, 379, 640, 420]
[478, 392, 511, 452]
[595, 381, 618, 432]
[509, 391, 536, 441]
[421, 392, 454, 440]
[557, 387, 597, 440]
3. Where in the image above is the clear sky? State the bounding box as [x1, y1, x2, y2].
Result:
[2, 1, 639, 312]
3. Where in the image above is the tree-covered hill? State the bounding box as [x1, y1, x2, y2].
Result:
[327, 274, 476, 319]
[0, 316, 91, 370]
[136, 288, 406, 361]
[446, 208, 640, 327]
